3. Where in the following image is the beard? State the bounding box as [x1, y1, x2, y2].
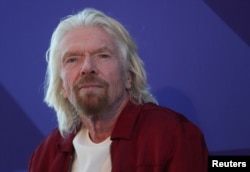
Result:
[72, 75, 109, 116]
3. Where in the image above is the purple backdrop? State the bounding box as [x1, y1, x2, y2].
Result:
[0, 0, 250, 171]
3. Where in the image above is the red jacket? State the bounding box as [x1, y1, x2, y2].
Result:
[29, 102, 208, 172]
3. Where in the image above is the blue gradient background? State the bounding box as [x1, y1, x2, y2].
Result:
[0, 0, 250, 171]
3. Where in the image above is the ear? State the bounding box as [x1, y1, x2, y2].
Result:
[125, 70, 132, 89]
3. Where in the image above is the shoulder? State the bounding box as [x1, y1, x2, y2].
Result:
[35, 128, 63, 152]
[28, 128, 74, 171]
[140, 102, 189, 124]
[139, 103, 204, 137]
[29, 128, 62, 161]
[138, 103, 207, 151]
[139, 103, 208, 170]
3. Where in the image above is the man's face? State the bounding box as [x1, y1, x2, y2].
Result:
[59, 26, 131, 116]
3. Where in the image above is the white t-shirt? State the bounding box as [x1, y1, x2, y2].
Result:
[71, 128, 112, 172]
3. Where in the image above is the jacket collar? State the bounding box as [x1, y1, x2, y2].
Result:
[58, 101, 143, 152]
[57, 130, 77, 153]
[111, 101, 143, 140]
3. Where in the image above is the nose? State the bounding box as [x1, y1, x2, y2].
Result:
[80, 56, 97, 75]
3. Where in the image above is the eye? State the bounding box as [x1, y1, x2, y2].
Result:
[99, 54, 110, 59]
[66, 57, 77, 64]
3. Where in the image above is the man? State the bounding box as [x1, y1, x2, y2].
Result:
[29, 8, 208, 172]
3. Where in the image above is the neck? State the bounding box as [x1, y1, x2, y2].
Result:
[79, 97, 129, 143]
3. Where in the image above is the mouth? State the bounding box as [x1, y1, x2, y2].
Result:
[75, 76, 108, 92]
[78, 83, 103, 90]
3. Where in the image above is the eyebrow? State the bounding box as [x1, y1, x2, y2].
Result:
[63, 51, 84, 58]
[62, 46, 113, 59]
[62, 46, 114, 61]
[90, 46, 114, 55]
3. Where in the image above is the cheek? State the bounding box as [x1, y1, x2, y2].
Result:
[61, 78, 70, 99]
[61, 71, 78, 99]
[109, 69, 129, 93]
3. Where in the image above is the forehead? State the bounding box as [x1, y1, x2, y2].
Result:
[59, 26, 118, 56]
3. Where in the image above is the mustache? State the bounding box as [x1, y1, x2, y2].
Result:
[75, 75, 108, 88]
